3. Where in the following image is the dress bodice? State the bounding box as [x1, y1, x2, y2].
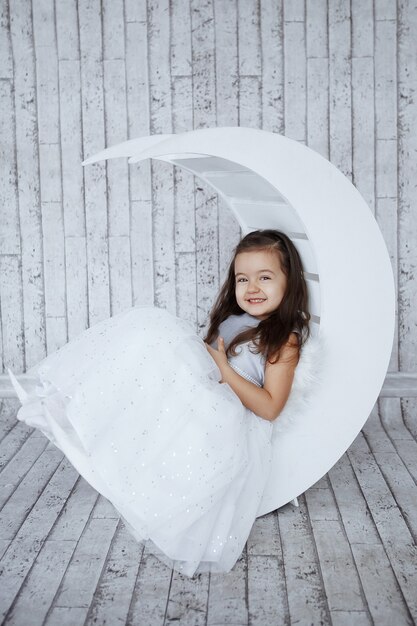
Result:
[210, 313, 265, 388]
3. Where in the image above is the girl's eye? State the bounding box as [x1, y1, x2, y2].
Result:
[236, 277, 247, 283]
[260, 276, 271, 280]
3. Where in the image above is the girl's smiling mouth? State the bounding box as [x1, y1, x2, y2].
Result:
[247, 298, 266, 303]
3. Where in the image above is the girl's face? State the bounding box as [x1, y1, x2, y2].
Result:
[234, 248, 287, 320]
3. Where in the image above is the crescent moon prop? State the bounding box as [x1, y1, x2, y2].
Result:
[83, 127, 395, 515]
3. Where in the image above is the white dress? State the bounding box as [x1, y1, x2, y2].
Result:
[8, 306, 273, 578]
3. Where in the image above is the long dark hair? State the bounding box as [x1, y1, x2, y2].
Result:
[204, 230, 311, 364]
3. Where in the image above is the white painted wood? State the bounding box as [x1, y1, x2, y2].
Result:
[172, 75, 196, 325]
[125, 18, 154, 309]
[238, 0, 261, 76]
[0, 0, 13, 78]
[109, 236, 133, 315]
[0, 455, 78, 621]
[34, 45, 59, 145]
[380, 372, 417, 396]
[171, 0, 192, 77]
[55, 0, 79, 60]
[284, 20, 306, 141]
[375, 18, 397, 140]
[41, 201, 66, 319]
[1, 0, 414, 391]
[176, 252, 197, 329]
[152, 161, 176, 313]
[0, 421, 32, 471]
[214, 0, 239, 128]
[8, 0, 46, 369]
[0, 399, 18, 440]
[102, 0, 124, 60]
[148, 0, 172, 133]
[45, 317, 68, 356]
[85, 522, 142, 625]
[201, 0, 242, 292]
[1, 8, 417, 607]
[165, 565, 209, 624]
[307, 58, 329, 159]
[306, 0, 327, 58]
[278, 498, 329, 623]
[32, 0, 55, 46]
[352, 57, 375, 213]
[398, 0, 417, 426]
[195, 180, 219, 333]
[58, 60, 85, 237]
[148, 0, 175, 314]
[103, 58, 133, 315]
[328, 0, 352, 179]
[131, 198, 154, 308]
[347, 433, 417, 621]
[64, 236, 88, 341]
[104, 59, 130, 239]
[0, 256, 24, 371]
[0, 80, 20, 256]
[48, 477, 98, 541]
[172, 78, 194, 253]
[206, 557, 248, 624]
[328, 448, 381, 545]
[308, 520, 365, 612]
[374, 13, 400, 443]
[79, 0, 110, 325]
[247, 510, 281, 556]
[125, 20, 152, 203]
[350, 543, 412, 625]
[0, 433, 47, 508]
[92, 493, 119, 519]
[377, 141, 398, 214]
[53, 517, 119, 608]
[377, 199, 399, 371]
[0, 447, 64, 541]
[218, 195, 241, 292]
[190, 0, 218, 331]
[283, 0, 304, 22]
[1, 399, 416, 621]
[6, 540, 76, 626]
[45, 607, 88, 626]
[124, 0, 146, 22]
[126, 553, 171, 624]
[239, 76, 262, 128]
[351, 0, 373, 57]
[376, 138, 398, 199]
[260, 0, 284, 134]
[375, 0, 397, 21]
[363, 409, 417, 539]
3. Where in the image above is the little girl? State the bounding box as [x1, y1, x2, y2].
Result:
[8, 229, 310, 578]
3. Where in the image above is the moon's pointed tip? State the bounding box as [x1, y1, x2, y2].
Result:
[81, 156, 100, 166]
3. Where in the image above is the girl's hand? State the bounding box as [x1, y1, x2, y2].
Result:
[204, 337, 229, 381]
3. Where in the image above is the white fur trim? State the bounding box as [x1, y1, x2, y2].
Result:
[272, 332, 326, 438]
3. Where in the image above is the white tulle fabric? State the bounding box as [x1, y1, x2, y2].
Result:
[8, 305, 275, 578]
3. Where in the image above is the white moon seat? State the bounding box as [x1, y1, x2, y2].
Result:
[83, 127, 395, 516]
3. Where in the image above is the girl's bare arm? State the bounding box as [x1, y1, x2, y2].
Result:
[205, 336, 299, 422]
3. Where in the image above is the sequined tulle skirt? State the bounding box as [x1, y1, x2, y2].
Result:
[8, 305, 273, 577]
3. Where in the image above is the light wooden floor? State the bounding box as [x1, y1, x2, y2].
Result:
[0, 397, 416, 626]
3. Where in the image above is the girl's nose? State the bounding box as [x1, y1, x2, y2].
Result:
[247, 281, 260, 293]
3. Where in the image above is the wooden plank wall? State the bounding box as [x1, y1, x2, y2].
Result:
[0, 0, 416, 410]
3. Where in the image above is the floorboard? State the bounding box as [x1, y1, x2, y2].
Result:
[0, 398, 416, 625]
